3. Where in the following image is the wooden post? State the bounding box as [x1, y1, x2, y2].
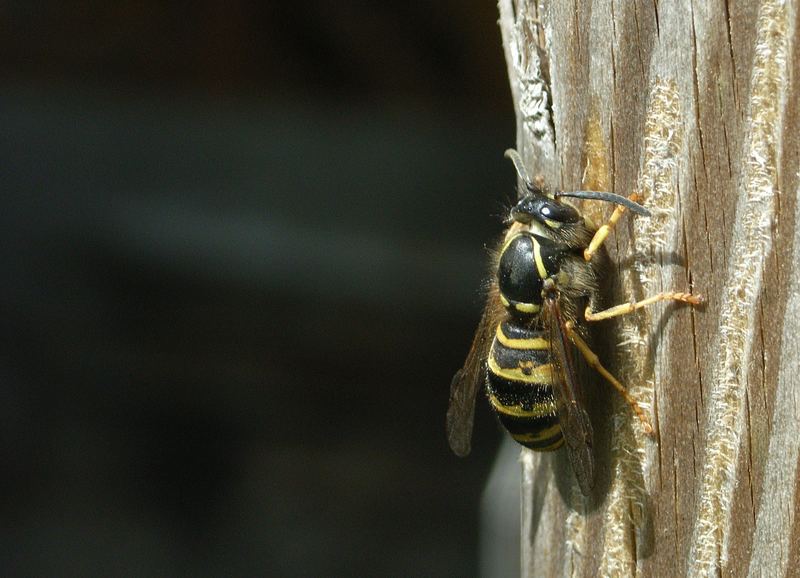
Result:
[495, 0, 800, 575]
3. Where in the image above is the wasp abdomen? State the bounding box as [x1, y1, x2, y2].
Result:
[485, 321, 563, 451]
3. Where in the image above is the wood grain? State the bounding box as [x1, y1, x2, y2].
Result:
[495, 1, 800, 576]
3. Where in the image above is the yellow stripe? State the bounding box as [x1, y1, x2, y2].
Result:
[501, 293, 539, 313]
[514, 301, 540, 314]
[488, 356, 554, 384]
[499, 232, 520, 256]
[544, 219, 562, 229]
[495, 325, 550, 350]
[488, 394, 556, 418]
[515, 435, 564, 451]
[533, 237, 547, 279]
[511, 422, 562, 443]
[527, 221, 549, 236]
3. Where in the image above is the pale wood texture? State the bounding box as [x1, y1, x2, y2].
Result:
[495, 0, 800, 576]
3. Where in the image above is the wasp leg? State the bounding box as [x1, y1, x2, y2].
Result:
[584, 292, 704, 322]
[583, 193, 641, 262]
[564, 321, 654, 434]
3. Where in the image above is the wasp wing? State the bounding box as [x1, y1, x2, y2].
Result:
[447, 283, 503, 457]
[543, 295, 595, 495]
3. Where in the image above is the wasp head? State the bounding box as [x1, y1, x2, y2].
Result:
[510, 194, 582, 226]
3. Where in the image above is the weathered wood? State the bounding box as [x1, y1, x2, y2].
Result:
[494, 0, 800, 576]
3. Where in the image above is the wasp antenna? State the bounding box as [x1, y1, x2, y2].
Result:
[555, 190, 651, 217]
[504, 149, 534, 188]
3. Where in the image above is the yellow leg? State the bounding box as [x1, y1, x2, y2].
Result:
[583, 193, 641, 262]
[584, 292, 704, 322]
[565, 321, 654, 435]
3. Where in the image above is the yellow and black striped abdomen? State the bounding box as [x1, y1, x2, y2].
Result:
[485, 320, 563, 451]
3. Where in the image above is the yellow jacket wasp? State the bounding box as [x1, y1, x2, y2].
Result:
[447, 149, 702, 495]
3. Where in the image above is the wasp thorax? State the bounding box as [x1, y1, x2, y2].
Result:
[497, 232, 567, 317]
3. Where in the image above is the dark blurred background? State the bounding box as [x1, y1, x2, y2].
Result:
[0, 3, 515, 576]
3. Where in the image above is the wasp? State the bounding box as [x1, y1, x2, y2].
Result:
[447, 149, 702, 495]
